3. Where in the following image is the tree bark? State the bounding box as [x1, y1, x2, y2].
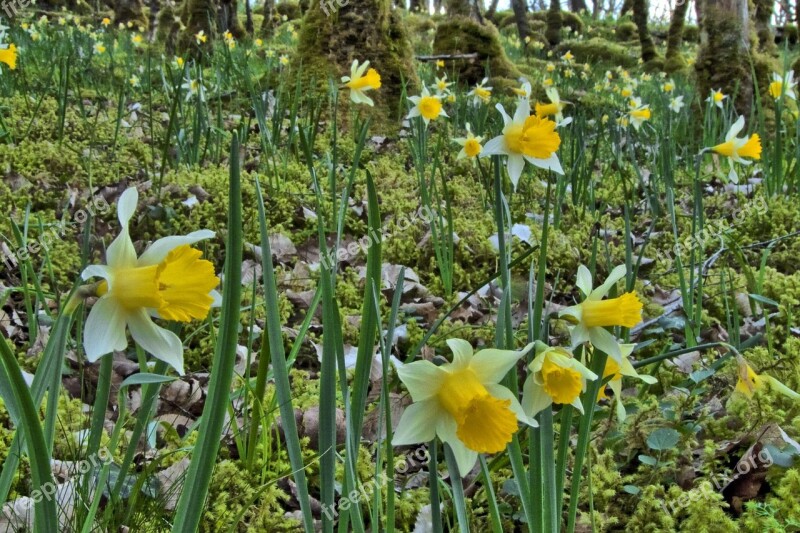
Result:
[619, 0, 633, 16]
[245, 0, 253, 34]
[696, 0, 753, 115]
[665, 0, 689, 68]
[632, 0, 658, 62]
[753, 0, 776, 53]
[486, 0, 501, 20]
[410, 0, 424, 12]
[546, 0, 563, 45]
[512, 0, 531, 43]
[570, 0, 588, 12]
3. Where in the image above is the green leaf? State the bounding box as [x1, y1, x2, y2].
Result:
[646, 428, 681, 451]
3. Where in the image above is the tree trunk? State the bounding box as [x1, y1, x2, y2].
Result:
[632, 0, 658, 62]
[796, 0, 800, 25]
[410, 0, 424, 12]
[218, 0, 245, 38]
[569, 0, 587, 12]
[753, 0, 776, 53]
[619, 0, 633, 16]
[664, 0, 689, 70]
[696, 0, 753, 115]
[115, 0, 147, 27]
[512, 0, 531, 43]
[181, 0, 217, 49]
[593, 0, 602, 18]
[486, 0, 501, 20]
[546, 0, 563, 45]
[260, 0, 276, 37]
[245, 0, 253, 34]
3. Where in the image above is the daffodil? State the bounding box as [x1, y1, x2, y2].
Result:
[535, 86, 569, 126]
[195, 30, 207, 44]
[453, 123, 482, 160]
[734, 355, 800, 400]
[769, 71, 796, 100]
[481, 98, 563, 189]
[182, 76, 206, 102]
[620, 86, 633, 99]
[662, 79, 675, 93]
[596, 344, 656, 421]
[707, 88, 726, 109]
[543, 77, 554, 87]
[132, 34, 143, 46]
[392, 339, 535, 476]
[561, 50, 574, 63]
[628, 103, 651, 131]
[709, 115, 761, 183]
[522, 342, 598, 417]
[435, 59, 445, 68]
[93, 42, 106, 54]
[341, 59, 381, 106]
[0, 43, 16, 71]
[560, 264, 643, 363]
[101, 17, 111, 27]
[81, 188, 220, 375]
[669, 95, 685, 113]
[468, 78, 492, 106]
[129, 75, 140, 87]
[255, 38, 263, 47]
[434, 73, 452, 97]
[279, 55, 289, 66]
[546, 62, 556, 73]
[407, 86, 447, 125]
[511, 77, 532, 99]
[174, 56, 185, 68]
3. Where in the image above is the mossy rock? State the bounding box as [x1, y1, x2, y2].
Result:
[432, 16, 520, 85]
[494, 11, 515, 29]
[530, 10, 584, 35]
[663, 52, 687, 74]
[294, 0, 418, 122]
[554, 38, 637, 67]
[276, 1, 302, 21]
[406, 13, 437, 35]
[615, 20, 637, 41]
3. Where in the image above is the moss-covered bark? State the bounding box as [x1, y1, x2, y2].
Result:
[294, 0, 417, 118]
[259, 0, 276, 37]
[545, 0, 562, 45]
[632, 0, 658, 63]
[156, 2, 182, 52]
[664, 0, 689, 72]
[115, 0, 148, 28]
[179, 0, 216, 51]
[569, 0, 587, 12]
[695, 0, 753, 115]
[752, 0, 776, 53]
[511, 0, 531, 43]
[218, 0, 245, 38]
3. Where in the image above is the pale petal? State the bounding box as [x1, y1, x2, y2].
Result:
[486, 383, 536, 427]
[106, 228, 138, 269]
[495, 103, 511, 126]
[446, 338, 474, 370]
[470, 343, 534, 384]
[127, 309, 185, 374]
[117, 187, 138, 229]
[83, 297, 128, 361]
[526, 153, 563, 175]
[513, 98, 530, 123]
[392, 399, 442, 445]
[522, 376, 552, 418]
[137, 230, 216, 266]
[507, 154, 525, 189]
[575, 265, 593, 297]
[81, 264, 112, 282]
[727, 115, 745, 141]
[567, 323, 590, 349]
[437, 417, 478, 477]
[210, 290, 222, 308]
[588, 264, 627, 300]
[481, 135, 508, 156]
[570, 396, 586, 414]
[588, 327, 623, 363]
[396, 360, 447, 402]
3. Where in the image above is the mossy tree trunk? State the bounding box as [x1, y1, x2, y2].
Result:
[569, 0, 587, 13]
[409, 0, 423, 11]
[295, 0, 418, 117]
[244, 0, 253, 34]
[218, 0, 245, 38]
[632, 0, 658, 62]
[486, 0, 501, 20]
[115, 0, 147, 27]
[511, 0, 531, 43]
[545, 0, 563, 45]
[619, 0, 633, 17]
[695, 0, 753, 115]
[260, 0, 276, 37]
[753, 0, 776, 53]
[664, 0, 689, 71]
[180, 0, 216, 50]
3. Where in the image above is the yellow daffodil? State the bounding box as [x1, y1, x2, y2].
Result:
[453, 123, 482, 160]
[434, 73, 452, 97]
[132, 34, 143, 46]
[769, 71, 796, 100]
[481, 98, 563, 188]
[662, 79, 675, 93]
[195, 30, 207, 44]
[543, 77, 554, 87]
[436, 59, 445, 68]
[596, 343, 656, 421]
[620, 86, 633, 98]
[561, 50, 574, 63]
[81, 188, 220, 374]
[734, 355, 800, 400]
[511, 77, 532, 99]
[255, 38, 263, 47]
[709, 115, 761, 183]
[0, 44, 17, 71]
[629, 103, 651, 131]
[393, 339, 535, 476]
[669, 95, 685, 113]
[341, 59, 381, 106]
[468, 77, 492, 106]
[129, 75, 140, 87]
[535, 86, 569, 126]
[560, 264, 643, 362]
[707, 88, 726, 109]
[101, 17, 111, 27]
[279, 55, 289, 66]
[182, 76, 206, 102]
[407, 86, 447, 125]
[175, 56, 185, 68]
[522, 342, 598, 416]
[564, 68, 574, 79]
[601, 114, 609, 124]
[93, 42, 106, 54]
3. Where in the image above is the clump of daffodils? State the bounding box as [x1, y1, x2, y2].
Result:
[341, 59, 381, 106]
[393, 339, 534, 476]
[81, 188, 220, 375]
[481, 98, 563, 189]
[709, 115, 761, 183]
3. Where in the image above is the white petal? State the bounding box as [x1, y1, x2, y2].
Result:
[81, 265, 112, 282]
[83, 297, 128, 361]
[486, 383, 536, 427]
[513, 98, 530, 123]
[446, 338, 474, 370]
[210, 290, 222, 308]
[526, 153, 564, 175]
[117, 187, 138, 229]
[470, 343, 534, 384]
[507, 154, 525, 189]
[481, 136, 508, 156]
[495, 103, 511, 126]
[570, 396, 586, 414]
[588, 327, 623, 363]
[567, 323, 590, 349]
[522, 376, 552, 418]
[407, 107, 421, 119]
[437, 417, 478, 477]
[727, 115, 745, 141]
[588, 264, 627, 300]
[137, 229, 215, 266]
[392, 400, 442, 445]
[127, 309, 185, 374]
[575, 265, 593, 297]
[106, 228, 138, 269]
[396, 360, 447, 402]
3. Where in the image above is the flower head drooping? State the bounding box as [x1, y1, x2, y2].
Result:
[194, 30, 207, 45]
[511, 77, 532, 100]
[81, 188, 220, 375]
[707, 88, 727, 109]
[734, 354, 800, 400]
[560, 264, 643, 363]
[407, 86, 447, 126]
[669, 95, 685, 113]
[534, 86, 570, 126]
[709, 115, 761, 183]
[468, 77, 492, 106]
[453, 123, 483, 161]
[480, 98, 563, 189]
[769, 71, 797, 101]
[0, 43, 17, 72]
[341, 59, 381, 106]
[596, 343, 657, 421]
[628, 102, 651, 131]
[522, 342, 598, 417]
[392, 339, 535, 477]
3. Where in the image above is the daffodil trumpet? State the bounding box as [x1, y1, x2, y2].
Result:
[522, 342, 598, 417]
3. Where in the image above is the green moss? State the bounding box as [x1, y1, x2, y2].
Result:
[530, 9, 584, 35]
[615, 21, 638, 41]
[555, 38, 638, 67]
[626, 485, 676, 532]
